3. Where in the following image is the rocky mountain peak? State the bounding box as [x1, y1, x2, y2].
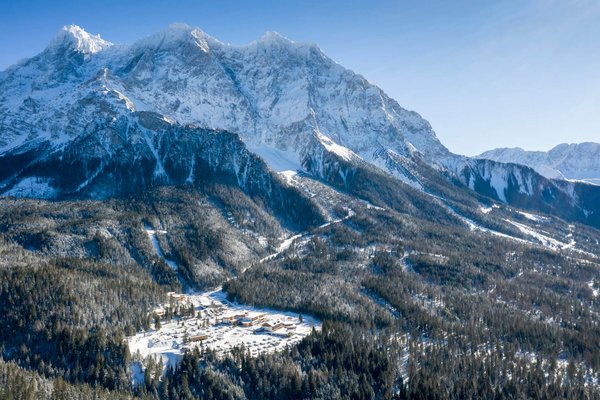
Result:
[47, 25, 113, 55]
[132, 23, 216, 53]
[255, 31, 293, 46]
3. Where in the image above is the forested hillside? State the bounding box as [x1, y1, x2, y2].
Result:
[1, 174, 599, 398]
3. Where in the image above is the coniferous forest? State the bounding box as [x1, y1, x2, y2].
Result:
[0, 181, 599, 399]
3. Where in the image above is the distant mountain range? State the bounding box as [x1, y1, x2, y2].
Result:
[478, 142, 600, 185]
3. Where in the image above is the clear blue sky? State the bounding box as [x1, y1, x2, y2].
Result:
[1, 0, 599, 155]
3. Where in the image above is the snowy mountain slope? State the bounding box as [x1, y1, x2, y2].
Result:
[452, 158, 599, 226]
[1, 24, 600, 228]
[0, 110, 324, 230]
[478, 143, 600, 184]
[0, 24, 448, 181]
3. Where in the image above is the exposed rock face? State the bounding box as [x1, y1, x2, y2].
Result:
[1, 24, 599, 227]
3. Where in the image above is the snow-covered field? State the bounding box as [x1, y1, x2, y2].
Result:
[127, 289, 320, 379]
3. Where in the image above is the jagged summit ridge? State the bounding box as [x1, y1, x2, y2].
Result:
[254, 31, 296, 46]
[47, 25, 113, 54]
[0, 22, 447, 172]
[133, 22, 216, 52]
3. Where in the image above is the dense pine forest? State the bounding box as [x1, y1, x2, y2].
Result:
[0, 178, 599, 399]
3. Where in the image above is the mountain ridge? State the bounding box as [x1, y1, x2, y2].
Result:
[478, 142, 600, 184]
[1, 24, 599, 228]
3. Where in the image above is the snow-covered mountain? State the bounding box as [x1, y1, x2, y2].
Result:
[0, 24, 449, 182]
[478, 143, 600, 185]
[1, 24, 599, 227]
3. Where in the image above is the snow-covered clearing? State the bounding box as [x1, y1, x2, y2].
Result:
[127, 289, 320, 380]
[479, 204, 499, 214]
[279, 170, 299, 186]
[364, 200, 386, 211]
[516, 210, 548, 222]
[319, 208, 355, 229]
[4, 177, 58, 198]
[144, 223, 178, 270]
